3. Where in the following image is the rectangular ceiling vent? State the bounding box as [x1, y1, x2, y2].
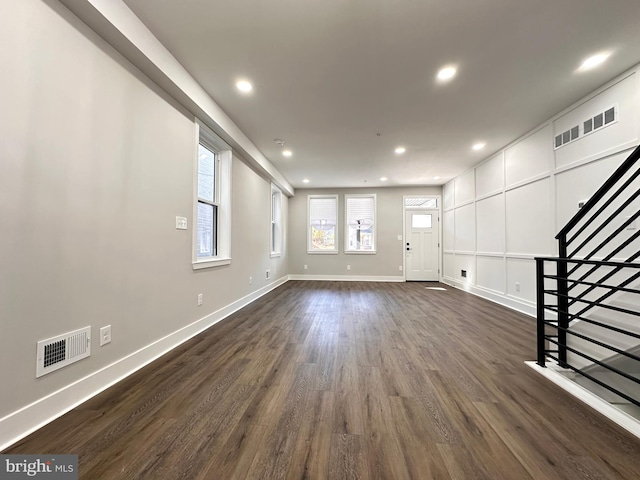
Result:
[36, 326, 91, 378]
[554, 105, 617, 150]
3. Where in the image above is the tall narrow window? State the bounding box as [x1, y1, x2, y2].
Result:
[197, 143, 217, 258]
[271, 184, 282, 256]
[193, 121, 232, 269]
[308, 195, 338, 253]
[345, 194, 376, 253]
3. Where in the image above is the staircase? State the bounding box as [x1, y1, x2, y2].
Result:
[535, 144, 640, 416]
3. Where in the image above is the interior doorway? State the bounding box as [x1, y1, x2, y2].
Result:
[403, 197, 441, 281]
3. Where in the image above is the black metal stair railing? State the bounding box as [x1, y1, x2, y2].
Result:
[536, 144, 640, 407]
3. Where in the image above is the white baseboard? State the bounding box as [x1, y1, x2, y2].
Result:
[288, 274, 405, 282]
[442, 277, 536, 318]
[526, 361, 640, 440]
[0, 275, 289, 452]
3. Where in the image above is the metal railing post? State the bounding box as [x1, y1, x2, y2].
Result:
[557, 235, 569, 367]
[536, 258, 546, 367]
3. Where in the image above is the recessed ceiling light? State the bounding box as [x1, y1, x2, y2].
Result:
[472, 142, 486, 151]
[434, 176, 441, 180]
[302, 178, 310, 184]
[395, 146, 406, 154]
[282, 150, 292, 157]
[380, 177, 388, 181]
[236, 80, 253, 92]
[578, 52, 611, 72]
[437, 65, 457, 82]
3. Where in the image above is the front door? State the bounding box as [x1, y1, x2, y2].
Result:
[405, 210, 439, 281]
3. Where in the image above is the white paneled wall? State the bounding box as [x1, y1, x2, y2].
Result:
[442, 68, 640, 316]
[476, 256, 505, 293]
[443, 253, 456, 279]
[443, 182, 455, 211]
[476, 153, 504, 198]
[555, 152, 627, 229]
[454, 170, 475, 206]
[476, 194, 505, 254]
[505, 125, 554, 187]
[506, 258, 537, 304]
[505, 178, 553, 256]
[454, 204, 475, 253]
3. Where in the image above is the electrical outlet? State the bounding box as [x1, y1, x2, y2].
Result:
[347, 265, 351, 271]
[303, 264, 308, 270]
[399, 266, 403, 271]
[249, 276, 252, 285]
[397, 235, 403, 240]
[175, 216, 188, 230]
[266, 269, 271, 279]
[197, 293, 203, 306]
[515, 282, 521, 292]
[461, 269, 467, 278]
[100, 325, 112, 346]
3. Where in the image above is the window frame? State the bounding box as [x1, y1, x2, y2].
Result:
[344, 193, 377, 254]
[192, 121, 232, 269]
[307, 194, 339, 254]
[270, 183, 283, 257]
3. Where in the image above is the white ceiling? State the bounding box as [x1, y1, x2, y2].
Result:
[123, 0, 640, 189]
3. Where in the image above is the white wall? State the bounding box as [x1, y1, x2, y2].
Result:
[0, 0, 288, 449]
[443, 69, 640, 315]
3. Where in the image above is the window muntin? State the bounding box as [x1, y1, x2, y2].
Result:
[308, 195, 338, 253]
[345, 194, 376, 253]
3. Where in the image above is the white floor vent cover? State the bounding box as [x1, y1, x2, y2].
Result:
[36, 326, 91, 378]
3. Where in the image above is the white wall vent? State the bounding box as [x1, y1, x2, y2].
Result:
[555, 106, 617, 150]
[36, 326, 91, 378]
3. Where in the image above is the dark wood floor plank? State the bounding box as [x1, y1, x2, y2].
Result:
[437, 444, 496, 480]
[427, 370, 533, 480]
[387, 395, 453, 480]
[244, 362, 314, 479]
[358, 366, 412, 480]
[4, 281, 640, 479]
[331, 346, 365, 435]
[285, 390, 334, 480]
[199, 420, 266, 480]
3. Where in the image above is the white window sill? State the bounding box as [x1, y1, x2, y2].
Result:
[345, 250, 377, 254]
[192, 257, 231, 270]
[270, 252, 282, 258]
[307, 250, 339, 255]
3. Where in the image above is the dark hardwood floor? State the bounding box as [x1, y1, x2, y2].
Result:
[5, 281, 640, 479]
